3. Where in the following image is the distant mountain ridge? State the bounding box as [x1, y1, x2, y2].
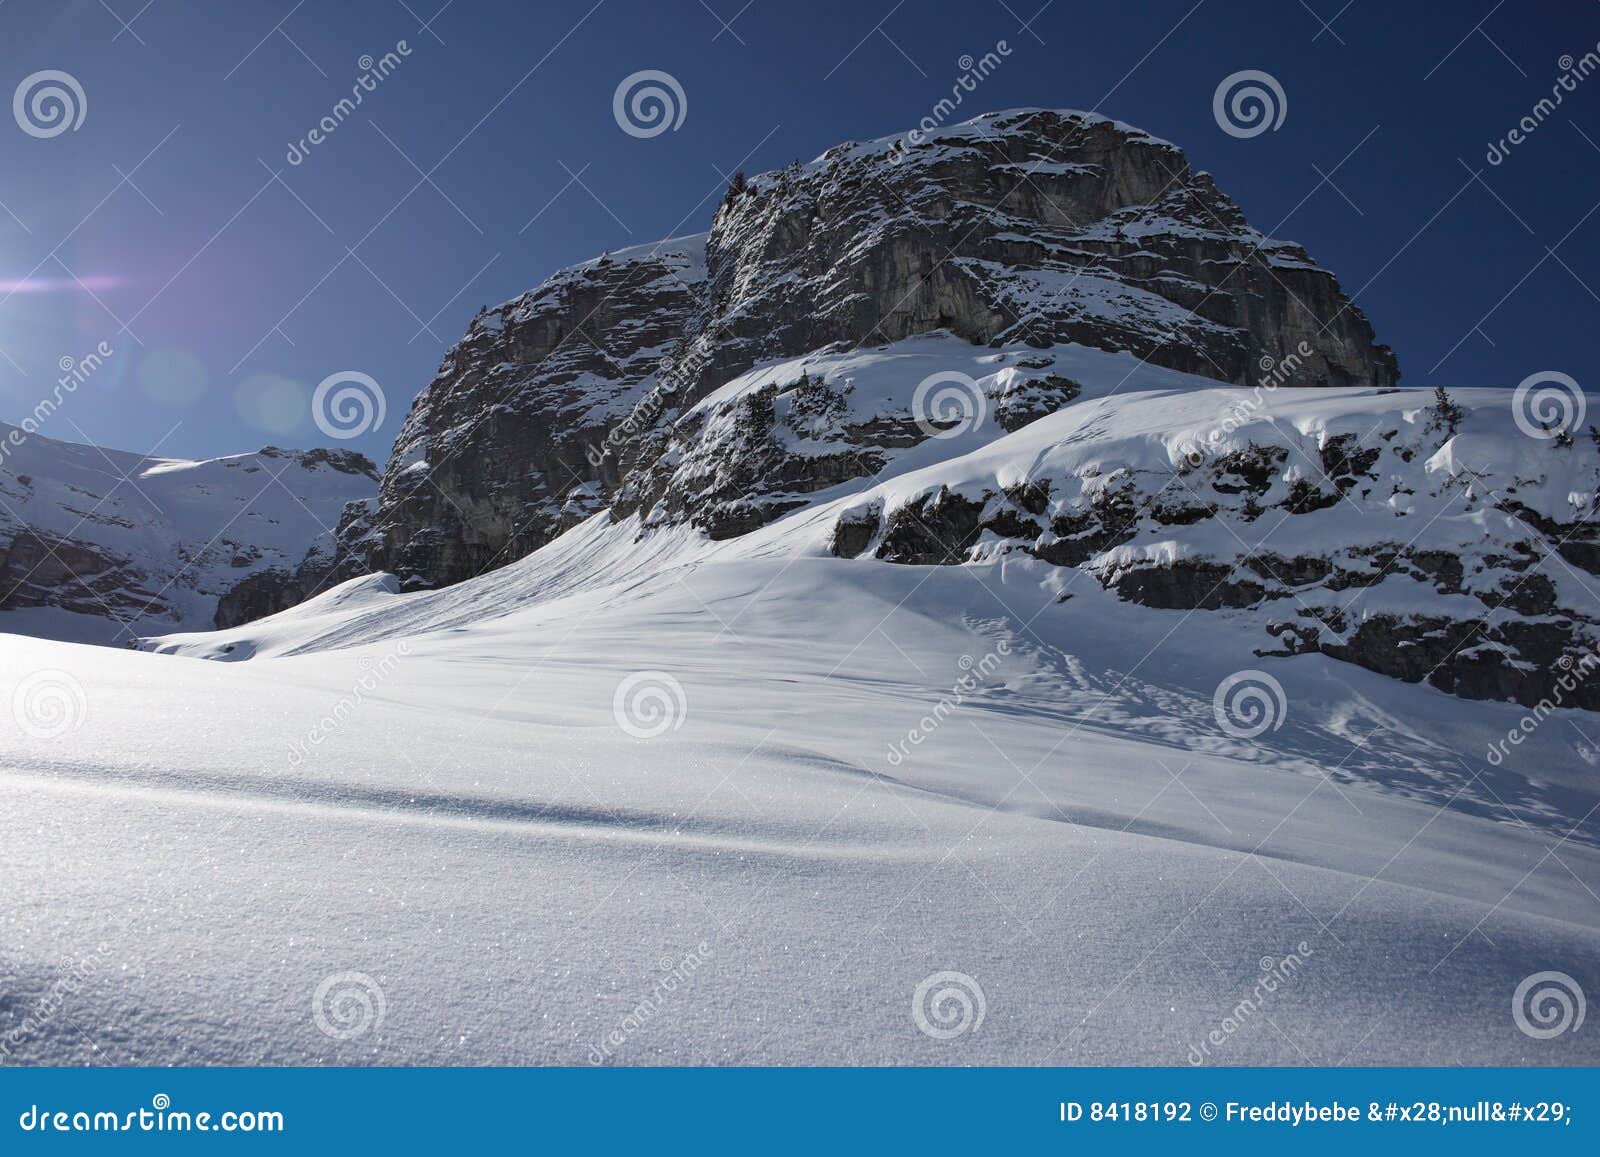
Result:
[0, 423, 376, 644]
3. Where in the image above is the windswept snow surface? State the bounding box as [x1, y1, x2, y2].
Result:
[4, 343, 1598, 1066]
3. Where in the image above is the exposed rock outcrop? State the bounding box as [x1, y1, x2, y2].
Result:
[818, 378, 1600, 711]
[366, 240, 706, 586]
[355, 109, 1396, 587]
[212, 498, 377, 629]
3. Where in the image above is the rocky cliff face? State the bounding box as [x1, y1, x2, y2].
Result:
[211, 495, 377, 629]
[683, 109, 1394, 389]
[365, 239, 707, 586]
[0, 429, 376, 643]
[358, 109, 1395, 586]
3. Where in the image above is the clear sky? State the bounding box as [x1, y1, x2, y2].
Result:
[1, 0, 1597, 465]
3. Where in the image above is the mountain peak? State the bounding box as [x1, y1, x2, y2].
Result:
[812, 106, 1181, 170]
[358, 105, 1396, 589]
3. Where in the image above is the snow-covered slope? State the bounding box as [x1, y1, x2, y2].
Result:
[6, 450, 1595, 1063]
[66, 343, 1590, 1066]
[0, 424, 377, 644]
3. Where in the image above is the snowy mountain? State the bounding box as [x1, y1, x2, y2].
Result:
[3, 108, 1596, 1067]
[633, 339, 1600, 711]
[360, 109, 1395, 589]
[0, 423, 377, 643]
[313, 108, 1596, 712]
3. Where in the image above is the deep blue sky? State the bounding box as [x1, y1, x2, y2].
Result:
[1, 0, 1597, 464]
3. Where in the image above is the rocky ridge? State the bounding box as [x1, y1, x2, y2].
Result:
[357, 109, 1395, 586]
